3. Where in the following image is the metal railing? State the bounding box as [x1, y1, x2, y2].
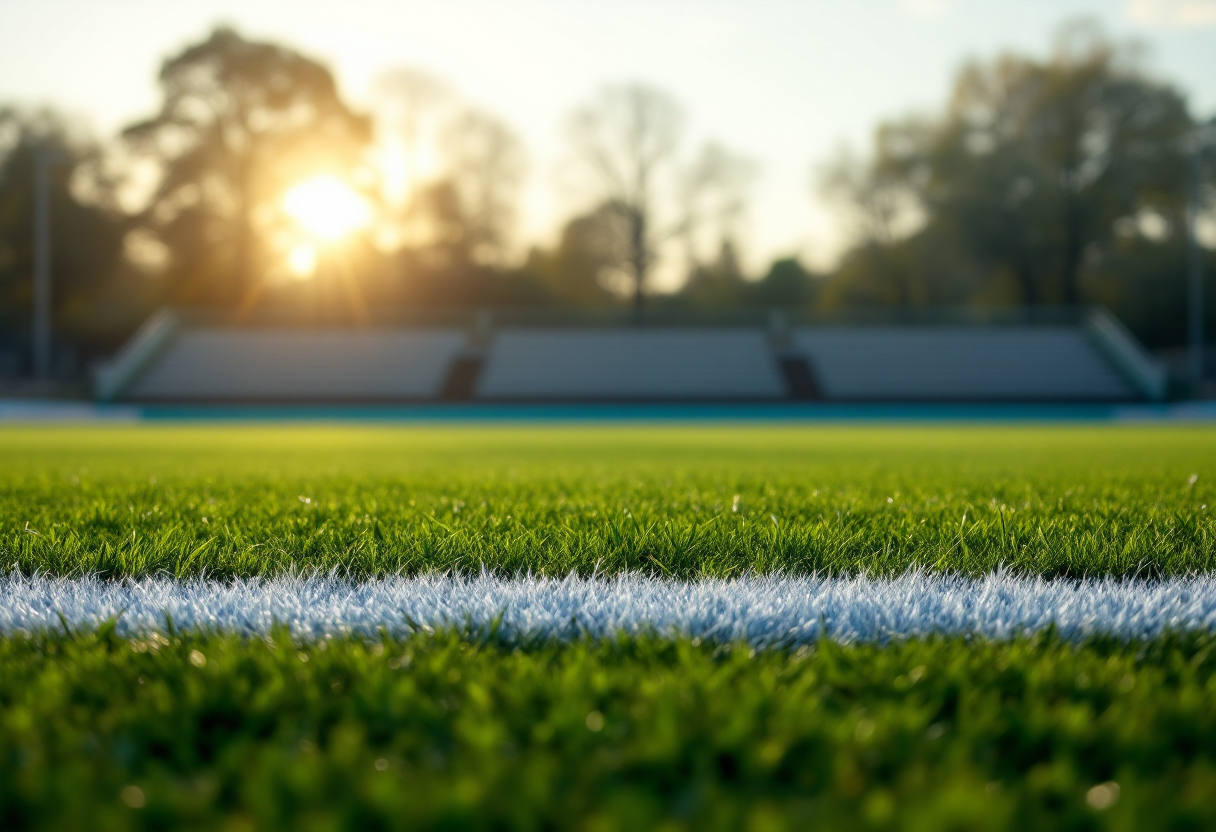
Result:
[93, 309, 180, 401]
[1084, 309, 1167, 401]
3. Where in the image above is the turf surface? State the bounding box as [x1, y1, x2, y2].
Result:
[3, 629, 1216, 831]
[2, 424, 1212, 578]
[3, 422, 1216, 830]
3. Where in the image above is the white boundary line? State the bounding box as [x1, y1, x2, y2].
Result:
[5, 571, 1216, 644]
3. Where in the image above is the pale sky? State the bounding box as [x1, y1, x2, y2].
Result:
[2, 0, 1215, 281]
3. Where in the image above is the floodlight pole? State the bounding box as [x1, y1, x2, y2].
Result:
[1187, 137, 1206, 387]
[32, 149, 53, 382]
[32, 147, 68, 382]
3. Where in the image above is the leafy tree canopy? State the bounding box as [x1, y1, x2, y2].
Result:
[124, 27, 371, 304]
[822, 21, 1203, 334]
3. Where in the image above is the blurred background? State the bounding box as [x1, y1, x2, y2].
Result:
[0, 0, 1213, 403]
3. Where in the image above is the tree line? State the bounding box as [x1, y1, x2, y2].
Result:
[0, 21, 1212, 377]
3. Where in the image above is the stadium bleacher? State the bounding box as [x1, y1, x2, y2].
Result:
[475, 329, 786, 400]
[124, 328, 465, 401]
[96, 308, 1165, 404]
[792, 327, 1136, 401]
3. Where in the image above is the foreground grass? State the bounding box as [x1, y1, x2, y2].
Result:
[3, 630, 1216, 831]
[1, 424, 1212, 578]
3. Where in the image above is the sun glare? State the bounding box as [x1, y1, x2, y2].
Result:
[287, 243, 318, 278]
[283, 175, 372, 241]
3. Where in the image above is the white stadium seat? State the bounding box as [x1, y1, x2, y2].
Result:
[126, 328, 466, 401]
[105, 316, 1155, 403]
[793, 327, 1136, 401]
[475, 329, 787, 400]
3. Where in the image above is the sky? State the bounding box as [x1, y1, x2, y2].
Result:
[2, 0, 1216, 281]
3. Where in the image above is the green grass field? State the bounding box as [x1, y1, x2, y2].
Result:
[2, 423, 1213, 578]
[3, 422, 1216, 830]
[5, 629, 1216, 831]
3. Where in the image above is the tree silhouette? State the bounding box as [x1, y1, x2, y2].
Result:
[441, 109, 527, 266]
[567, 84, 684, 317]
[676, 142, 757, 277]
[124, 27, 370, 306]
[824, 21, 1194, 310]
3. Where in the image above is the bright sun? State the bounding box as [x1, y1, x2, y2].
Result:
[283, 175, 372, 242]
[286, 243, 318, 278]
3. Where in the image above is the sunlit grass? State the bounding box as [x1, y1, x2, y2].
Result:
[1, 423, 1212, 579]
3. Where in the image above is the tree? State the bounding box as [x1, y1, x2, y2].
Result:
[931, 25, 1191, 305]
[372, 71, 527, 274]
[681, 239, 747, 305]
[820, 227, 980, 310]
[751, 257, 820, 308]
[373, 68, 452, 201]
[566, 84, 684, 316]
[124, 27, 371, 305]
[372, 67, 453, 250]
[823, 21, 1196, 314]
[440, 109, 527, 266]
[818, 135, 923, 250]
[537, 202, 632, 305]
[677, 142, 757, 276]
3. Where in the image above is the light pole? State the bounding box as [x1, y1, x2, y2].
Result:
[1186, 125, 1215, 389]
[32, 147, 67, 383]
[32, 149, 52, 381]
